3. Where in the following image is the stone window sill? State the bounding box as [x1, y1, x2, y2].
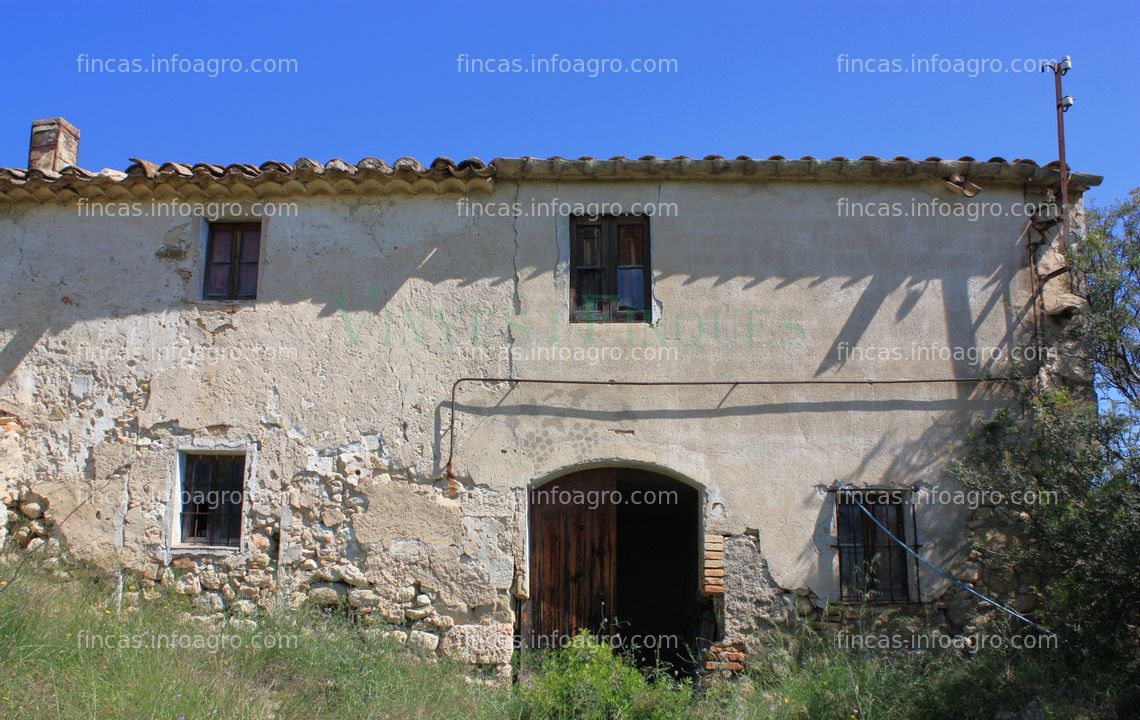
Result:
[170, 544, 242, 555]
[192, 299, 257, 310]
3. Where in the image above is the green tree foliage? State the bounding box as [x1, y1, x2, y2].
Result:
[953, 190, 1140, 671]
[952, 389, 1140, 657]
[1072, 189, 1140, 409]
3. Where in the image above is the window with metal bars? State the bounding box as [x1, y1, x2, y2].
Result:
[569, 215, 651, 322]
[203, 222, 261, 300]
[178, 453, 245, 547]
[835, 489, 912, 603]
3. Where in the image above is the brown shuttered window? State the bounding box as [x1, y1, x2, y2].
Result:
[204, 222, 261, 300]
[179, 453, 245, 547]
[570, 215, 651, 323]
[836, 491, 911, 603]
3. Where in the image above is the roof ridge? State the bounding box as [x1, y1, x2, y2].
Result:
[0, 155, 1102, 205]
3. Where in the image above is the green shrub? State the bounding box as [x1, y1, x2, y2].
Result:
[512, 632, 692, 720]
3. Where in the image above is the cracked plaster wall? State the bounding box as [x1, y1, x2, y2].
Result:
[0, 179, 1086, 663]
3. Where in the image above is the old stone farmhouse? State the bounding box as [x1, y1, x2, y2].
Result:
[0, 118, 1098, 673]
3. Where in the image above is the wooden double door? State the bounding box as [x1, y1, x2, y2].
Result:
[521, 468, 700, 670]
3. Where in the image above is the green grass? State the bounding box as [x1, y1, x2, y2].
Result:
[0, 561, 1133, 719]
[0, 563, 508, 719]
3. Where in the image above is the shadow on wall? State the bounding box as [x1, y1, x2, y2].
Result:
[0, 188, 1035, 597]
[0, 197, 512, 386]
[0, 192, 1030, 378]
[436, 376, 1011, 609]
[1, 187, 1031, 465]
[803, 387, 1008, 603]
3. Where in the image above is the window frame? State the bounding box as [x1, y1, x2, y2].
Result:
[172, 449, 249, 551]
[202, 221, 262, 301]
[569, 214, 652, 323]
[833, 488, 918, 604]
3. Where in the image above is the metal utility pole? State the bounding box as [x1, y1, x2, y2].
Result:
[1042, 56, 1075, 249]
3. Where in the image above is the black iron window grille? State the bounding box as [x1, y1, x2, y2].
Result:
[179, 453, 245, 547]
[834, 487, 918, 604]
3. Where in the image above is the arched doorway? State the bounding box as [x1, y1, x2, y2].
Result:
[519, 467, 706, 674]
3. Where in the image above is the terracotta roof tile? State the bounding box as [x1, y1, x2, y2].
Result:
[0, 154, 1102, 205]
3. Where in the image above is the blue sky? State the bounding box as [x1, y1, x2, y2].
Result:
[2, 0, 1137, 204]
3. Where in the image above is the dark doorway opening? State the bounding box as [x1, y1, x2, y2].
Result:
[521, 467, 704, 675]
[616, 472, 699, 671]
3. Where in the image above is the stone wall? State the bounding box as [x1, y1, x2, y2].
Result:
[2, 434, 520, 671]
[0, 413, 22, 550]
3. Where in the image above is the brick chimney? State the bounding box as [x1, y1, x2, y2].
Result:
[28, 118, 80, 173]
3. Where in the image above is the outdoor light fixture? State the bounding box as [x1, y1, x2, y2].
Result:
[1061, 95, 1075, 111]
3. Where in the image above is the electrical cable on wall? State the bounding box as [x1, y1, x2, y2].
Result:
[835, 479, 1056, 638]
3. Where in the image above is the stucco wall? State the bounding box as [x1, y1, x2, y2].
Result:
[0, 177, 1066, 657]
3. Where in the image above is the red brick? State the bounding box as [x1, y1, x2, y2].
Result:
[703, 661, 743, 672]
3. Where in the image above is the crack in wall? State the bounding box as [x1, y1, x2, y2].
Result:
[553, 179, 564, 289]
[507, 180, 522, 380]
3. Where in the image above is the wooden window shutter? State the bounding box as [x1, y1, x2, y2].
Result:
[204, 222, 261, 300]
[569, 215, 650, 323]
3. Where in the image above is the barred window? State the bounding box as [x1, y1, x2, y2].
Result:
[836, 490, 912, 603]
[179, 453, 245, 547]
